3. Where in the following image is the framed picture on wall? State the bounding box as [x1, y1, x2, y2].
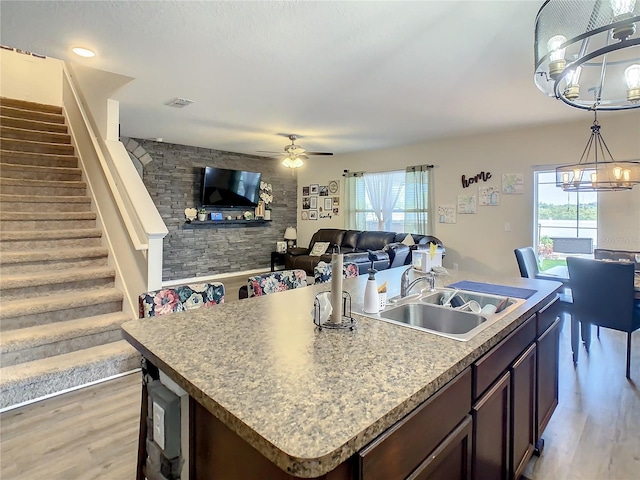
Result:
[309, 184, 319, 195]
[319, 185, 329, 196]
[310, 196, 318, 209]
[324, 198, 332, 211]
[302, 197, 310, 209]
[302, 186, 310, 196]
[309, 210, 318, 220]
[301, 211, 309, 220]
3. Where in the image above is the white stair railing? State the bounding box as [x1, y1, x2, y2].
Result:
[61, 63, 167, 318]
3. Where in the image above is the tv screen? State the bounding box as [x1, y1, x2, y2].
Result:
[200, 166, 262, 207]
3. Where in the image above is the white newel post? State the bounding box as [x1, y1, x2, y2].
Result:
[147, 235, 165, 291]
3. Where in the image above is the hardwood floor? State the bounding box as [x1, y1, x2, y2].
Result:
[1, 315, 638, 479]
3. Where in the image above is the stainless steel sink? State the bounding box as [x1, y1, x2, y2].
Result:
[379, 303, 487, 338]
[366, 288, 526, 341]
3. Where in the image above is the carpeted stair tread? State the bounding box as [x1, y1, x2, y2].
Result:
[0, 312, 129, 354]
[0, 211, 95, 221]
[0, 266, 115, 290]
[0, 105, 65, 125]
[0, 149, 78, 168]
[0, 97, 63, 115]
[0, 161, 82, 178]
[0, 228, 101, 241]
[0, 137, 74, 155]
[0, 125, 71, 144]
[0, 246, 108, 265]
[0, 340, 140, 408]
[0, 194, 91, 204]
[0, 288, 123, 319]
[0, 177, 85, 189]
[0, 115, 68, 133]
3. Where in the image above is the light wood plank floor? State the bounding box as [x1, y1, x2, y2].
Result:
[1, 316, 638, 479]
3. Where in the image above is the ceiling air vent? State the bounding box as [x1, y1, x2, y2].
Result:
[165, 97, 194, 108]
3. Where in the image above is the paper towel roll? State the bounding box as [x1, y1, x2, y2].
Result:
[330, 253, 343, 323]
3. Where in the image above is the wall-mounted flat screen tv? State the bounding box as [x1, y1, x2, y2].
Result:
[200, 166, 262, 207]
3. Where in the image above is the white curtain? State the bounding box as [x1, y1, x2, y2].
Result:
[364, 171, 404, 231]
[345, 172, 361, 230]
[404, 165, 433, 235]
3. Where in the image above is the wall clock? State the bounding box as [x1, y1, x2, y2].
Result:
[328, 180, 339, 194]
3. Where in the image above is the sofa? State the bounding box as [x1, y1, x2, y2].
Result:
[285, 228, 445, 275]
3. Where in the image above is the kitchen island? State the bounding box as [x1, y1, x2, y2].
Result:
[122, 268, 562, 479]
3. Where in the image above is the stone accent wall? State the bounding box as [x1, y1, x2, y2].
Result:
[127, 138, 297, 281]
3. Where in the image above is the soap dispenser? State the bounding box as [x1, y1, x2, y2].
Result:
[363, 251, 380, 314]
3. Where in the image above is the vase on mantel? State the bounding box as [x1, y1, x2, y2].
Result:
[264, 210, 271, 221]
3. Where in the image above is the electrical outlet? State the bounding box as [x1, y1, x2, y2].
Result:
[504, 222, 511, 232]
[153, 402, 165, 450]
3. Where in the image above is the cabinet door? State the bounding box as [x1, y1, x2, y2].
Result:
[510, 343, 536, 480]
[536, 317, 561, 440]
[472, 371, 510, 480]
[407, 415, 472, 480]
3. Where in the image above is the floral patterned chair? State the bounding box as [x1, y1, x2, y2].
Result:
[139, 282, 225, 318]
[313, 261, 359, 284]
[247, 269, 307, 297]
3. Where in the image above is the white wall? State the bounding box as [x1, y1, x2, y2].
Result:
[297, 111, 640, 276]
[0, 49, 63, 105]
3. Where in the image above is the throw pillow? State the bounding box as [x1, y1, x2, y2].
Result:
[309, 242, 330, 256]
[401, 234, 415, 246]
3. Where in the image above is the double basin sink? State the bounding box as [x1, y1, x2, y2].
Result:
[362, 289, 526, 341]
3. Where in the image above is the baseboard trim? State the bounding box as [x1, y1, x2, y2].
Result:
[0, 368, 141, 414]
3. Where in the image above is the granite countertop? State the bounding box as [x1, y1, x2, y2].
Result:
[121, 268, 561, 478]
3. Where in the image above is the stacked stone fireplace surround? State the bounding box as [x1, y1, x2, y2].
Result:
[0, 97, 138, 409]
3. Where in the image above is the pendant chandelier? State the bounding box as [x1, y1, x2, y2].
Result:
[534, 0, 640, 111]
[556, 109, 640, 191]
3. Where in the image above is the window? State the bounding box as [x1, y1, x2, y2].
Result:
[534, 170, 597, 270]
[346, 167, 433, 234]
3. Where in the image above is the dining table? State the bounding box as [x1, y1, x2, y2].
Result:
[538, 261, 640, 363]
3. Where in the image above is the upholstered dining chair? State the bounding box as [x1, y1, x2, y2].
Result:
[567, 257, 640, 379]
[139, 282, 225, 318]
[514, 246, 576, 358]
[136, 281, 225, 479]
[247, 269, 307, 297]
[313, 261, 359, 284]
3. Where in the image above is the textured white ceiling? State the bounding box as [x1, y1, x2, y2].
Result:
[1, 0, 587, 156]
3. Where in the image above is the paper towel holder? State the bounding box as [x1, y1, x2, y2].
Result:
[313, 291, 356, 330]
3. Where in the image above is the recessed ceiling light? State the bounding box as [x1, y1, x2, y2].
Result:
[72, 47, 95, 58]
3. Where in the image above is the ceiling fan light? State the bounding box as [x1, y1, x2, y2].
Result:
[292, 157, 304, 168]
[282, 158, 293, 168]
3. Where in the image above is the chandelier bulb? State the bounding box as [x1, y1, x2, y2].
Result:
[625, 64, 640, 102]
[613, 166, 623, 179]
[547, 35, 567, 79]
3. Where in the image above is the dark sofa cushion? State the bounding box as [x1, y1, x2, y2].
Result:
[356, 231, 396, 252]
[341, 230, 361, 253]
[343, 251, 390, 274]
[309, 229, 346, 252]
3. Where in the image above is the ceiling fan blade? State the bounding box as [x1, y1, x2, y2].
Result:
[305, 152, 334, 156]
[256, 150, 284, 154]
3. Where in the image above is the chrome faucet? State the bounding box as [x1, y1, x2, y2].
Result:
[400, 267, 436, 298]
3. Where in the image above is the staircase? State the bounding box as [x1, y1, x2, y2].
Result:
[0, 97, 139, 409]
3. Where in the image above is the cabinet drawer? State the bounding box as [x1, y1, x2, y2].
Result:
[473, 315, 536, 400]
[358, 368, 471, 480]
[537, 297, 560, 337]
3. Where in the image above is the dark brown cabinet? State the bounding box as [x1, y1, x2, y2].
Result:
[510, 343, 537, 479]
[536, 316, 561, 441]
[472, 372, 511, 480]
[407, 415, 473, 480]
[471, 296, 560, 480]
[358, 368, 472, 480]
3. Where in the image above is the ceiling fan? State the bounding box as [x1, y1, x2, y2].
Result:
[257, 135, 333, 168]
